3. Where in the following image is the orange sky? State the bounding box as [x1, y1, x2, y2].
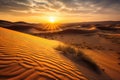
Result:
[0, 0, 120, 23]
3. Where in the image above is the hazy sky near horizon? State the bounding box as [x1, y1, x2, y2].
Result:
[0, 0, 120, 23]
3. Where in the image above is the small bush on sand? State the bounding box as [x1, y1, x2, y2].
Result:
[55, 45, 101, 73]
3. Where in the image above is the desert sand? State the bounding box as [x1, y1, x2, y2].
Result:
[36, 26, 120, 80]
[0, 27, 111, 80]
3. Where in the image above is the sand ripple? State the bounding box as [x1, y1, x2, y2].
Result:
[0, 28, 88, 80]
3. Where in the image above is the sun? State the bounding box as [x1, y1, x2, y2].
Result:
[49, 16, 56, 23]
[42, 16, 61, 31]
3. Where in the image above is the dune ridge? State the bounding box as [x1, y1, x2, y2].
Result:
[0, 27, 88, 80]
[0, 27, 111, 80]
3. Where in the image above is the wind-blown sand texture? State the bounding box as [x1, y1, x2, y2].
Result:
[0, 27, 111, 80]
[33, 26, 120, 80]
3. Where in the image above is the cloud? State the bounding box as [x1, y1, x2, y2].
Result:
[0, 0, 31, 12]
[58, 0, 120, 14]
[0, 0, 120, 17]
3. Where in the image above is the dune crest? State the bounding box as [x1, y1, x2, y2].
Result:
[0, 27, 88, 80]
[0, 28, 110, 80]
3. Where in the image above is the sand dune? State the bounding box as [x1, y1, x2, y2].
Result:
[29, 26, 97, 34]
[97, 26, 120, 31]
[33, 26, 120, 80]
[0, 27, 111, 80]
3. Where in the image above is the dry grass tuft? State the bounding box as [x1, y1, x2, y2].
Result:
[55, 45, 101, 73]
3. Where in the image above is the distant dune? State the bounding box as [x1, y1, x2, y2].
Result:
[0, 20, 120, 34]
[0, 27, 111, 80]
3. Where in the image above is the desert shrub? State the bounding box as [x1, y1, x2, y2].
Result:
[55, 45, 101, 73]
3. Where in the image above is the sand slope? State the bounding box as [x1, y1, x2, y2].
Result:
[38, 31, 120, 80]
[0, 27, 110, 80]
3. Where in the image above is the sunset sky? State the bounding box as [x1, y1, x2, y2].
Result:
[0, 0, 120, 23]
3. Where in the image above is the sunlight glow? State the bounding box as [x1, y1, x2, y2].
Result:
[41, 15, 62, 31]
[49, 16, 56, 23]
[42, 23, 61, 31]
